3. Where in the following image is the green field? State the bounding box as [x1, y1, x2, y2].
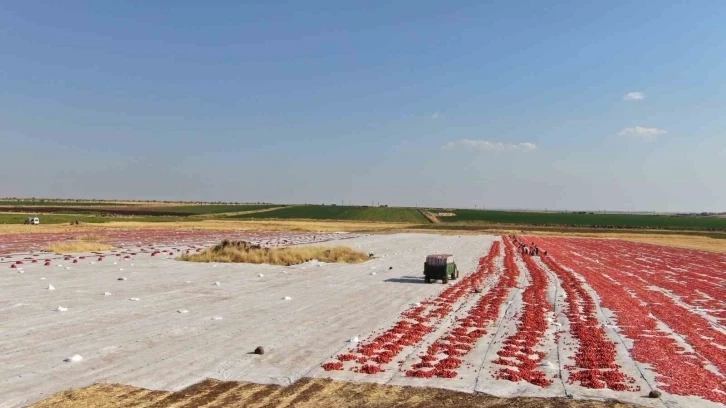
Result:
[2, 199, 725, 232]
[153, 204, 282, 214]
[435, 209, 726, 230]
[0, 213, 193, 224]
[0, 213, 109, 224]
[229, 205, 428, 223]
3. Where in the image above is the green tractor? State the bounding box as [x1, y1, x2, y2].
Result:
[424, 254, 459, 284]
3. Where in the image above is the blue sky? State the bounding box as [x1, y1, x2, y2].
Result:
[1, 1, 725, 211]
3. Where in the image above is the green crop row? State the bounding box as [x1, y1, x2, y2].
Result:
[435, 209, 726, 230]
[228, 205, 428, 223]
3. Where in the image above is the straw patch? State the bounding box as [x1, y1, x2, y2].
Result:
[46, 240, 112, 253]
[179, 239, 370, 266]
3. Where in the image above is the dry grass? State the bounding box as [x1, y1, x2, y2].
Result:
[46, 239, 112, 253]
[514, 230, 726, 254]
[179, 240, 370, 265]
[30, 378, 643, 408]
[421, 210, 441, 224]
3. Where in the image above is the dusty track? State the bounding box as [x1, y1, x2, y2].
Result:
[31, 378, 640, 408]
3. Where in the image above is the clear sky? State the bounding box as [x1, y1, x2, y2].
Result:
[1, 1, 725, 212]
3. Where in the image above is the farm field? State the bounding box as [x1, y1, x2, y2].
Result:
[0, 200, 128, 206]
[0, 213, 112, 225]
[4, 199, 726, 233]
[436, 209, 726, 231]
[2, 232, 724, 407]
[0, 204, 282, 217]
[142, 204, 282, 214]
[229, 205, 428, 223]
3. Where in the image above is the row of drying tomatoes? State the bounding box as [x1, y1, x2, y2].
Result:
[492, 243, 554, 387]
[322, 241, 502, 373]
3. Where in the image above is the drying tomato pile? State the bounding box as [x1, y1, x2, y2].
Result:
[531, 237, 726, 404]
[406, 239, 518, 379]
[320, 234, 725, 405]
[323, 241, 502, 373]
[539, 254, 638, 391]
[492, 241, 554, 387]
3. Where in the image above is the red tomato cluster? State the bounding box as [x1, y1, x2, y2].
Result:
[322, 362, 344, 371]
[355, 364, 385, 374]
[530, 237, 725, 404]
[492, 241, 554, 387]
[336, 354, 357, 362]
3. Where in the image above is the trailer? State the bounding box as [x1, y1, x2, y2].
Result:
[423, 254, 459, 284]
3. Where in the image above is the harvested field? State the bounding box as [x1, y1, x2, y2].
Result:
[3, 232, 724, 407]
[31, 378, 640, 408]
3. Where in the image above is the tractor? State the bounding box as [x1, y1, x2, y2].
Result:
[423, 254, 459, 284]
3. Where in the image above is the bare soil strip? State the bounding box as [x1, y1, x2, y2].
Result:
[191, 206, 290, 218]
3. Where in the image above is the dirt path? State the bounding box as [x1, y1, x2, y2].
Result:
[191, 206, 290, 219]
[421, 210, 441, 224]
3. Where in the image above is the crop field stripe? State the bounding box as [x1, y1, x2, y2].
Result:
[532, 237, 726, 404]
[437, 209, 726, 231]
[228, 205, 429, 223]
